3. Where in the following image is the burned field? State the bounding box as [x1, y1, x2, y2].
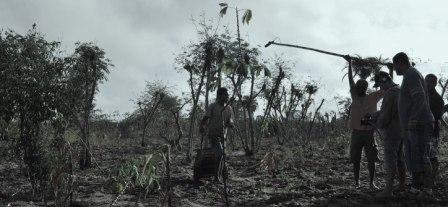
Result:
[1, 133, 448, 206]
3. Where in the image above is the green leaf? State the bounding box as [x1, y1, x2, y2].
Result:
[242, 11, 247, 24]
[264, 67, 271, 77]
[148, 176, 154, 186]
[222, 59, 234, 75]
[242, 10, 252, 24]
[261, 187, 273, 194]
[253, 65, 262, 76]
[133, 165, 139, 177]
[237, 63, 248, 77]
[159, 151, 166, 161]
[115, 183, 124, 193]
[220, 6, 228, 17]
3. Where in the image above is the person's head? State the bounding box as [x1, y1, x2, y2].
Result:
[354, 79, 368, 97]
[425, 74, 437, 89]
[217, 87, 229, 104]
[373, 71, 393, 90]
[392, 52, 411, 76]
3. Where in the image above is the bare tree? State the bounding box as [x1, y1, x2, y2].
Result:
[137, 81, 169, 147]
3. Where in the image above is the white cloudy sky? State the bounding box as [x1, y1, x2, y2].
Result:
[2, 0, 448, 116]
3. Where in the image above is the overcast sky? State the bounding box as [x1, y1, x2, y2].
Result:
[2, 0, 448, 116]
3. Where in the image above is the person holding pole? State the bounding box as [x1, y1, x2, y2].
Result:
[344, 55, 384, 190]
[393, 52, 434, 193]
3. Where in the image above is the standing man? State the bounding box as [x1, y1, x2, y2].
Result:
[373, 71, 406, 197]
[345, 55, 384, 189]
[425, 74, 444, 181]
[200, 87, 234, 179]
[393, 52, 434, 191]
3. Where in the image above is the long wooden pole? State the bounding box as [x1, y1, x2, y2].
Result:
[265, 40, 394, 78]
[219, 77, 241, 207]
[265, 41, 391, 66]
[266, 41, 345, 58]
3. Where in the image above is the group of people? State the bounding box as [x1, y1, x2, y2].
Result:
[198, 52, 444, 197]
[347, 52, 444, 197]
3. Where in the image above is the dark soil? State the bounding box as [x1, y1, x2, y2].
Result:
[1, 136, 447, 207]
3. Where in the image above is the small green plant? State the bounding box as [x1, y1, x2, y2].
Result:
[111, 153, 163, 198]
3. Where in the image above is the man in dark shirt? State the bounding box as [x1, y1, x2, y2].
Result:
[425, 74, 444, 181]
[200, 87, 234, 180]
[393, 52, 434, 191]
[200, 88, 234, 158]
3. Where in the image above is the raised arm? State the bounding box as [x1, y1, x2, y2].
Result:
[344, 55, 355, 90]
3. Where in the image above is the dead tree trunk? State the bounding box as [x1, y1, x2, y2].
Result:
[171, 110, 183, 149]
[247, 69, 256, 155]
[438, 79, 448, 98]
[165, 145, 172, 207]
[205, 68, 211, 108]
[299, 93, 312, 127]
[307, 99, 325, 140]
[258, 68, 285, 150]
[79, 76, 98, 170]
[187, 40, 212, 161]
[139, 95, 164, 147]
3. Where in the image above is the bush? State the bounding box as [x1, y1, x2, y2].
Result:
[110, 153, 163, 197]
